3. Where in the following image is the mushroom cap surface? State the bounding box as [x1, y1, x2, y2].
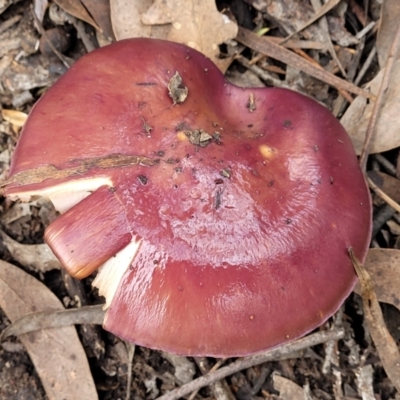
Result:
[5, 38, 371, 357]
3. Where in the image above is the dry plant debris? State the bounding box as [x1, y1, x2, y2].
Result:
[0, 260, 97, 399]
[0, 229, 61, 272]
[110, 0, 238, 69]
[341, 59, 400, 156]
[350, 249, 400, 393]
[376, 0, 400, 68]
[272, 373, 309, 398]
[354, 249, 400, 312]
[0, 0, 400, 399]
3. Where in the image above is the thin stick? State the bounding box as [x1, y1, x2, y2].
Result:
[236, 28, 373, 99]
[310, 0, 347, 78]
[1, 305, 105, 341]
[125, 343, 136, 400]
[359, 23, 400, 171]
[156, 329, 345, 400]
[0, 14, 22, 35]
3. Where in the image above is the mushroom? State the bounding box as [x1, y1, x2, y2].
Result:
[3, 38, 371, 357]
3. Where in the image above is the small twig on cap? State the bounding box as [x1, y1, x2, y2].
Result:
[156, 329, 345, 400]
[1, 153, 159, 190]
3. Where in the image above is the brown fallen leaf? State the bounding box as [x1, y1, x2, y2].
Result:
[0, 230, 61, 273]
[80, 0, 114, 40]
[341, 59, 400, 155]
[349, 248, 400, 393]
[358, 24, 400, 171]
[376, 0, 400, 68]
[110, 0, 237, 70]
[366, 175, 400, 215]
[0, 260, 98, 400]
[387, 220, 400, 236]
[273, 373, 308, 399]
[54, 0, 100, 31]
[143, 0, 237, 63]
[110, 0, 170, 41]
[367, 171, 400, 204]
[33, 0, 48, 23]
[354, 248, 400, 312]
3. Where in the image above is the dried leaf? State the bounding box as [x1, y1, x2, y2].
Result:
[349, 249, 400, 392]
[144, 0, 237, 63]
[273, 374, 307, 399]
[1, 109, 28, 127]
[367, 171, 400, 203]
[33, 0, 49, 23]
[80, 0, 114, 40]
[341, 59, 400, 155]
[111, 0, 238, 70]
[376, 0, 400, 68]
[54, 0, 100, 31]
[387, 220, 400, 236]
[0, 230, 61, 273]
[0, 260, 98, 400]
[354, 248, 400, 311]
[110, 0, 170, 41]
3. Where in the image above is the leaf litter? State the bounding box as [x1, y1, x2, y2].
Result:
[1, 0, 400, 399]
[350, 249, 400, 393]
[110, 0, 238, 70]
[341, 59, 400, 156]
[0, 229, 61, 273]
[0, 260, 98, 400]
